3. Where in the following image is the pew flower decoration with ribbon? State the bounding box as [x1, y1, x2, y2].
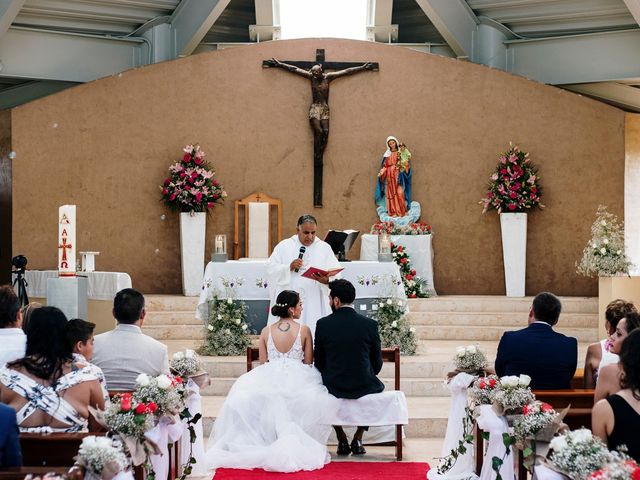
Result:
[492, 374, 535, 415]
[548, 429, 621, 480]
[587, 459, 640, 480]
[513, 401, 559, 444]
[170, 349, 200, 377]
[134, 374, 186, 417]
[103, 393, 157, 440]
[469, 374, 500, 406]
[74, 435, 132, 480]
[453, 344, 488, 374]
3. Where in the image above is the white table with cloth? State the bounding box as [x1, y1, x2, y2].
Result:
[360, 233, 436, 295]
[196, 260, 406, 328]
[13, 270, 132, 333]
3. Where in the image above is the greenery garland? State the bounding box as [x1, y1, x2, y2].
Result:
[199, 297, 251, 356]
[373, 298, 417, 355]
[391, 243, 429, 298]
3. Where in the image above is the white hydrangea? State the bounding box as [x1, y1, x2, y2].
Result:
[136, 373, 150, 387]
[156, 374, 172, 390]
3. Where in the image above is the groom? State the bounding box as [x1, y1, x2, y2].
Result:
[314, 279, 384, 455]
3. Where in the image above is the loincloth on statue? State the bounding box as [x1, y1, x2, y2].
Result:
[309, 103, 330, 120]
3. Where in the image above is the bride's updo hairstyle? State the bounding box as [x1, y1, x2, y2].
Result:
[271, 290, 300, 318]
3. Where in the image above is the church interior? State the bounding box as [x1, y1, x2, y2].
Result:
[2, 0, 640, 479]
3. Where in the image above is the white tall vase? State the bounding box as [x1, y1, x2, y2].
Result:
[500, 212, 527, 297]
[180, 212, 206, 296]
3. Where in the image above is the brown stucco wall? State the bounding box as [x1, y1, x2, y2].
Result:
[11, 39, 624, 295]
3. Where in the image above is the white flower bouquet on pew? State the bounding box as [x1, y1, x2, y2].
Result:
[492, 374, 535, 415]
[170, 349, 200, 377]
[469, 374, 500, 407]
[453, 344, 487, 373]
[548, 429, 622, 480]
[587, 458, 640, 480]
[134, 373, 186, 417]
[74, 435, 132, 480]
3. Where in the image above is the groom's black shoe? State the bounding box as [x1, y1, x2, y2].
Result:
[350, 439, 366, 455]
[337, 440, 351, 455]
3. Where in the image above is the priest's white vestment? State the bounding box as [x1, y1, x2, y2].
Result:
[267, 235, 341, 336]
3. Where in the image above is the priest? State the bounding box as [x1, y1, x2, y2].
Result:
[267, 214, 341, 336]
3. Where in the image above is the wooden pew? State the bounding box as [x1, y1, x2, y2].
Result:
[247, 346, 404, 460]
[0, 467, 69, 480]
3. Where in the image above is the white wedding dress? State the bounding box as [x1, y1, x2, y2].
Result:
[205, 325, 340, 472]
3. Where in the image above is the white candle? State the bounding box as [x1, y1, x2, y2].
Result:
[58, 205, 77, 277]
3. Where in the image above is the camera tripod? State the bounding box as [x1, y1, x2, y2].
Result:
[12, 268, 29, 307]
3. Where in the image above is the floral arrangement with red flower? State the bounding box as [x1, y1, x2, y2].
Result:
[481, 143, 544, 214]
[513, 401, 559, 444]
[391, 243, 429, 298]
[370, 221, 432, 235]
[588, 459, 640, 480]
[133, 373, 187, 417]
[469, 374, 500, 406]
[103, 392, 157, 439]
[160, 144, 227, 213]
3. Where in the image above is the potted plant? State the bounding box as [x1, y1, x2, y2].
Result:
[481, 143, 544, 296]
[161, 144, 226, 296]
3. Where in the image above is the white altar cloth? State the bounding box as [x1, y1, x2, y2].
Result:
[16, 270, 132, 301]
[197, 260, 406, 320]
[360, 234, 436, 295]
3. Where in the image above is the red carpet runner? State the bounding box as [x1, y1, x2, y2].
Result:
[213, 462, 429, 479]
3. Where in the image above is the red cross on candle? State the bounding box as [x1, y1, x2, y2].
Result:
[58, 237, 73, 263]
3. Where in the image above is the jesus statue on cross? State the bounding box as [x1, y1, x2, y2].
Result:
[265, 53, 377, 207]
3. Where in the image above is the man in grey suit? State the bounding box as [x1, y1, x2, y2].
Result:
[93, 288, 169, 391]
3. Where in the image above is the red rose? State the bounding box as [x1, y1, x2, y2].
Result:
[147, 402, 158, 414]
[195, 193, 202, 203]
[409, 293, 417, 298]
[541, 403, 553, 412]
[175, 376, 183, 384]
[500, 168, 507, 174]
[400, 258, 408, 264]
[411, 270, 416, 276]
[513, 182, 521, 190]
[397, 246, 403, 252]
[406, 274, 413, 281]
[135, 403, 147, 414]
[213, 180, 219, 187]
[169, 193, 176, 201]
[120, 394, 132, 411]
[164, 178, 171, 186]
[522, 405, 529, 415]
[487, 192, 494, 198]
[509, 191, 517, 199]
[633, 468, 640, 480]
[194, 157, 202, 165]
[162, 188, 168, 195]
[488, 378, 496, 388]
[213, 194, 219, 199]
[179, 172, 186, 178]
[184, 184, 191, 190]
[531, 187, 537, 193]
[508, 203, 517, 211]
[478, 380, 486, 389]
[207, 202, 214, 208]
[183, 153, 191, 162]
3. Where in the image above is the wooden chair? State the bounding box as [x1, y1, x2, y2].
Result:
[234, 192, 282, 259]
[246, 346, 404, 460]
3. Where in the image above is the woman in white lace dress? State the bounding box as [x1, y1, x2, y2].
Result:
[205, 290, 339, 473]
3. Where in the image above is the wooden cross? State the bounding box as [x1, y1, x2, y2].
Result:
[263, 49, 379, 207]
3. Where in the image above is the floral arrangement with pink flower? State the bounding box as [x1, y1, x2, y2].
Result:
[481, 143, 544, 214]
[160, 144, 227, 213]
[370, 221, 432, 235]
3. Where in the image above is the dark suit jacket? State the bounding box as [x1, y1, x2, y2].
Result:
[0, 403, 22, 467]
[314, 306, 384, 399]
[495, 322, 578, 390]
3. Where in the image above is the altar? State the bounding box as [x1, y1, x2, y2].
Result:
[196, 260, 406, 330]
[360, 234, 436, 295]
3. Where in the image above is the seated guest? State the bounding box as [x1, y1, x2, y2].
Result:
[0, 307, 105, 432]
[594, 312, 640, 402]
[0, 285, 26, 367]
[495, 292, 577, 390]
[315, 279, 384, 455]
[584, 299, 636, 388]
[592, 329, 640, 461]
[0, 403, 21, 467]
[66, 319, 109, 403]
[93, 288, 169, 391]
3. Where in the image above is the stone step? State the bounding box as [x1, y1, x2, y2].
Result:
[413, 325, 599, 342]
[408, 295, 598, 313]
[200, 396, 450, 438]
[141, 325, 205, 341]
[144, 311, 202, 326]
[200, 376, 450, 397]
[408, 311, 597, 328]
[144, 295, 199, 311]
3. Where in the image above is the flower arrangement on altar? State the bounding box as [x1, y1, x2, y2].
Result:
[391, 243, 429, 298]
[491, 374, 535, 415]
[469, 374, 500, 406]
[481, 142, 544, 214]
[453, 344, 487, 373]
[74, 435, 132, 480]
[373, 298, 417, 355]
[548, 429, 621, 480]
[370, 221, 432, 235]
[577, 205, 633, 277]
[160, 144, 227, 213]
[200, 296, 252, 356]
[587, 459, 640, 480]
[170, 349, 201, 377]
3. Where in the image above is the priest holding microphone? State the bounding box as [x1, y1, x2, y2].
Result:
[267, 214, 342, 337]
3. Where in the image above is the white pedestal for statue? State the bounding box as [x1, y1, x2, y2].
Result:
[180, 212, 206, 296]
[46, 276, 88, 320]
[500, 212, 527, 297]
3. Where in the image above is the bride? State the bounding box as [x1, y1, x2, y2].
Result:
[205, 290, 340, 472]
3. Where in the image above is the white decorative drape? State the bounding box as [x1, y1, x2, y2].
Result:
[145, 415, 184, 480]
[180, 379, 208, 476]
[476, 405, 515, 480]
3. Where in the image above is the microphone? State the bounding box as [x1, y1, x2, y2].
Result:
[294, 246, 306, 273]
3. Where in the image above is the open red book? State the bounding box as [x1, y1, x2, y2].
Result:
[301, 266, 344, 280]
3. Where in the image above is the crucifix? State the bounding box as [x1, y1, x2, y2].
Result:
[58, 236, 73, 269]
[264, 49, 379, 207]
